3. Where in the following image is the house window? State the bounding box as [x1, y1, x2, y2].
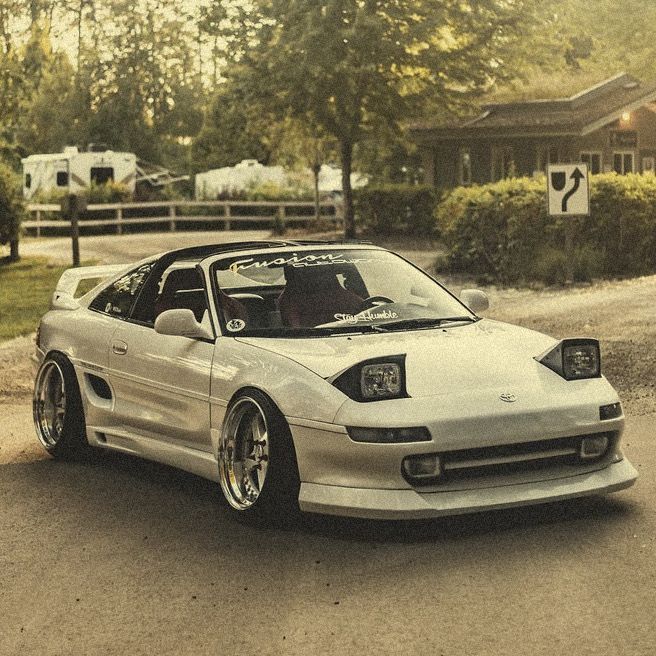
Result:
[580, 152, 602, 174]
[56, 171, 69, 187]
[642, 157, 655, 174]
[536, 145, 560, 172]
[492, 146, 514, 181]
[458, 149, 472, 186]
[90, 167, 115, 185]
[24, 173, 31, 189]
[613, 152, 634, 174]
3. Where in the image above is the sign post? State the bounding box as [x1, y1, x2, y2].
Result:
[546, 164, 590, 283]
[61, 194, 87, 267]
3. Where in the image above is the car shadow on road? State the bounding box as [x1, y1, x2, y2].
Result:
[2, 449, 639, 549]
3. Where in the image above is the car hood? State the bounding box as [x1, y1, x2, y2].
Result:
[235, 319, 560, 397]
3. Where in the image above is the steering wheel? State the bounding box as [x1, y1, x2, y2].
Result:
[360, 295, 394, 310]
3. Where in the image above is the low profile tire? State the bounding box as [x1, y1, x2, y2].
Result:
[33, 353, 89, 459]
[218, 389, 300, 522]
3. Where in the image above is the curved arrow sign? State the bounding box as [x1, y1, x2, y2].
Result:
[547, 164, 590, 217]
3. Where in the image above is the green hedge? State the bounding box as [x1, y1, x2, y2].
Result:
[355, 184, 438, 236]
[436, 174, 656, 284]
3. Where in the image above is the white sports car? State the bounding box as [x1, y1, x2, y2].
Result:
[33, 241, 637, 520]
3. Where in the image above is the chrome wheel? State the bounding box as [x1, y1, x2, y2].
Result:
[34, 360, 67, 449]
[219, 397, 271, 510]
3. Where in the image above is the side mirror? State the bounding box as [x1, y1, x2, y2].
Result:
[154, 309, 214, 340]
[460, 289, 490, 314]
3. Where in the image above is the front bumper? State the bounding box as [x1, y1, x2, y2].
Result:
[298, 457, 638, 519]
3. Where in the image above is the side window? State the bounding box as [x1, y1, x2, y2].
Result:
[56, 171, 69, 187]
[25, 173, 32, 189]
[89, 263, 154, 319]
[131, 265, 209, 326]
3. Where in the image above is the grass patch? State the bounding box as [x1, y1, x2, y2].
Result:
[0, 258, 71, 341]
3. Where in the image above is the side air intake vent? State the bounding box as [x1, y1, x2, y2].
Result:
[87, 374, 112, 400]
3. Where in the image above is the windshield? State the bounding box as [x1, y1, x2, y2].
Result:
[211, 248, 474, 337]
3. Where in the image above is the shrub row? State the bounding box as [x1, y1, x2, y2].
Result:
[355, 184, 438, 236]
[436, 174, 656, 284]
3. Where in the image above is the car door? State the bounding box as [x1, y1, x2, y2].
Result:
[106, 263, 215, 452]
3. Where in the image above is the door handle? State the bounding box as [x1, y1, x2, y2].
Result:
[112, 340, 128, 355]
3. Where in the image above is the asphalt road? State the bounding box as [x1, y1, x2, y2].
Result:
[1, 403, 654, 656]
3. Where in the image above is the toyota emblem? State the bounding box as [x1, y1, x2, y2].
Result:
[499, 393, 517, 403]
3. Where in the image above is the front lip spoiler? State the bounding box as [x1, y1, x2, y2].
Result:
[298, 458, 638, 520]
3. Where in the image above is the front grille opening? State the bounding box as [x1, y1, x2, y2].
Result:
[415, 432, 617, 486]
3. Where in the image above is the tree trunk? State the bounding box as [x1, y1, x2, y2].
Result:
[340, 140, 355, 239]
[9, 239, 19, 262]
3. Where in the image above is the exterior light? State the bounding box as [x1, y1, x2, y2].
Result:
[580, 434, 610, 460]
[347, 427, 431, 444]
[402, 454, 442, 482]
[622, 112, 631, 122]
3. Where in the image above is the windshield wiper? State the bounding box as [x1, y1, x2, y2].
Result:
[374, 316, 478, 331]
[236, 324, 385, 338]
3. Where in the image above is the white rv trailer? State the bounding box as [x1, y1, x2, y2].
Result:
[22, 147, 137, 200]
[195, 159, 367, 199]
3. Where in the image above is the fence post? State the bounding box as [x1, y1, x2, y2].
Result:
[224, 203, 231, 231]
[116, 206, 123, 235]
[36, 209, 41, 238]
[169, 204, 176, 232]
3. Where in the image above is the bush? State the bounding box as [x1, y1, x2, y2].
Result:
[436, 173, 656, 284]
[0, 161, 24, 260]
[355, 184, 438, 237]
[85, 181, 132, 204]
[29, 181, 132, 205]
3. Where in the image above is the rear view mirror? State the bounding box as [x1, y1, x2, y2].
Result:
[460, 289, 490, 314]
[154, 309, 214, 340]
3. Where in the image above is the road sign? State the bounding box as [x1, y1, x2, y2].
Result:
[547, 164, 590, 216]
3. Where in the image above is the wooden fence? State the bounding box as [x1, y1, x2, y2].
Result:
[24, 199, 342, 237]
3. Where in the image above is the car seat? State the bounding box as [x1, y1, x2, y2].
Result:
[278, 266, 363, 327]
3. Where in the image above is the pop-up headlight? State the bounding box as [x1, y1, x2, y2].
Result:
[332, 355, 408, 402]
[537, 339, 601, 381]
[361, 362, 402, 399]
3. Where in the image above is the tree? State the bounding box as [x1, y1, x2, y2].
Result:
[0, 160, 24, 261]
[192, 76, 273, 172]
[225, 0, 547, 238]
[269, 117, 337, 219]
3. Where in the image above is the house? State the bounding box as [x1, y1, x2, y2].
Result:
[410, 73, 656, 189]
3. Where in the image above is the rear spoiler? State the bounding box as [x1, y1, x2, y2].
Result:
[51, 264, 129, 310]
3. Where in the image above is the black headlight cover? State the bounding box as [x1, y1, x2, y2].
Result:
[537, 338, 601, 381]
[332, 354, 408, 402]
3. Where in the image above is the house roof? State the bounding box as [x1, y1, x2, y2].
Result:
[411, 73, 656, 141]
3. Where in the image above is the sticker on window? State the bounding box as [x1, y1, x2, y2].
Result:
[226, 319, 246, 332]
[334, 310, 399, 324]
[229, 253, 371, 273]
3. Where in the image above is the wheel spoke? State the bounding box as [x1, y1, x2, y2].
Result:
[218, 399, 271, 510]
[34, 361, 67, 448]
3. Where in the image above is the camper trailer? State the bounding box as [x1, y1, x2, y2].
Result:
[22, 147, 137, 200]
[195, 159, 366, 199]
